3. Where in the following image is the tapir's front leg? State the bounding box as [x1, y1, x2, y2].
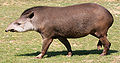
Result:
[36, 38, 53, 59]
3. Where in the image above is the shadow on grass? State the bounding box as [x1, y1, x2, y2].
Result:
[16, 49, 118, 58]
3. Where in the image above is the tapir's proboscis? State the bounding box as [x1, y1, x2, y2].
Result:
[5, 3, 114, 59]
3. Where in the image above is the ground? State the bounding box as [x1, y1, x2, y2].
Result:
[0, 0, 120, 63]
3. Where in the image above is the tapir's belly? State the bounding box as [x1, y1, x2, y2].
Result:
[54, 27, 91, 38]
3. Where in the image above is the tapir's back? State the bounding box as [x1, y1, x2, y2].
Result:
[40, 3, 113, 38]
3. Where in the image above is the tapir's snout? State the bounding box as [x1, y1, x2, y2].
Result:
[5, 23, 17, 32]
[5, 29, 16, 32]
[5, 30, 8, 32]
[5, 28, 10, 32]
[5, 29, 17, 32]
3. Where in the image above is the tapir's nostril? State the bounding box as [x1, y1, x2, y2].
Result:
[5, 30, 8, 32]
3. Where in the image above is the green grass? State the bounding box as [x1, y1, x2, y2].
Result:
[0, 0, 120, 63]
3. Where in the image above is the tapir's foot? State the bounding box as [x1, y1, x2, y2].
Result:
[66, 55, 72, 57]
[35, 54, 43, 59]
[97, 45, 102, 50]
[66, 52, 72, 57]
[100, 53, 106, 56]
[35, 57, 42, 59]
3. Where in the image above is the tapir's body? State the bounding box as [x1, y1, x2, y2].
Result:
[6, 3, 114, 58]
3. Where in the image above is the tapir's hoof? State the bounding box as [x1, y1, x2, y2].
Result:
[66, 52, 72, 57]
[100, 53, 106, 56]
[34, 54, 43, 59]
[97, 46, 102, 50]
[34, 56, 42, 59]
[66, 55, 72, 57]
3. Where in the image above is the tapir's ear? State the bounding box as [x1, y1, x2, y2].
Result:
[27, 11, 34, 19]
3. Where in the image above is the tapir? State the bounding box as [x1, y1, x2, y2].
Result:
[5, 3, 114, 59]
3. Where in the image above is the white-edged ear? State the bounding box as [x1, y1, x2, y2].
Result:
[27, 11, 34, 19]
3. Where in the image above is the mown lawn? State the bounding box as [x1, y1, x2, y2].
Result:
[0, 0, 120, 63]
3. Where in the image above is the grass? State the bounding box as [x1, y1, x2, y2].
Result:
[0, 0, 120, 63]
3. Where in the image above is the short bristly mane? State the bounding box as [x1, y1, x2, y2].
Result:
[21, 6, 47, 16]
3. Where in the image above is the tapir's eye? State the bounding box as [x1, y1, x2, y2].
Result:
[16, 23, 21, 25]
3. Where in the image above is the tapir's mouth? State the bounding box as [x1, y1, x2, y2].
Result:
[10, 29, 16, 32]
[5, 29, 17, 32]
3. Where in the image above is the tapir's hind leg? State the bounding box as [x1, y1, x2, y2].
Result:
[92, 31, 111, 56]
[99, 35, 111, 56]
[58, 37, 72, 57]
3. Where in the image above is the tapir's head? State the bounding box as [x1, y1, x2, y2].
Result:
[5, 11, 36, 32]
